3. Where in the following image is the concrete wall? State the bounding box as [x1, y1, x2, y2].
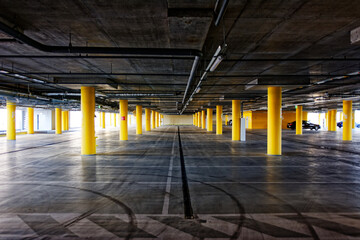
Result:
[164, 115, 192, 125]
[282, 111, 296, 129]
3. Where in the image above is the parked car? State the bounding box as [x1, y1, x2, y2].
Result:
[337, 121, 360, 128]
[287, 120, 320, 131]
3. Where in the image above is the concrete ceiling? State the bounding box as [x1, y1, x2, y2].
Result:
[0, 0, 360, 114]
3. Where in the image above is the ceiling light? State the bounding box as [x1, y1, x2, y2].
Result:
[210, 55, 223, 72]
[195, 87, 201, 93]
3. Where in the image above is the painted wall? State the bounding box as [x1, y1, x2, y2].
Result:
[164, 115, 193, 125]
[252, 111, 268, 129]
[244, 111, 252, 129]
[282, 111, 296, 129]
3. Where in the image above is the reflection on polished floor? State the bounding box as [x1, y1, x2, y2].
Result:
[0, 126, 360, 239]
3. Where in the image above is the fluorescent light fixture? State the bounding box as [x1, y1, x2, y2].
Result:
[0, 70, 9, 74]
[245, 79, 258, 90]
[195, 87, 201, 93]
[209, 55, 223, 72]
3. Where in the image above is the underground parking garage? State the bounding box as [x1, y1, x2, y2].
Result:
[0, 0, 360, 239]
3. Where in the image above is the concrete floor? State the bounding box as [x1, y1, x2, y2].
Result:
[0, 126, 360, 239]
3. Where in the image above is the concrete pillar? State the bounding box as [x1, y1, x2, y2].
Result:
[267, 87, 282, 155]
[7, 101, 16, 140]
[136, 105, 142, 135]
[62, 110, 66, 131]
[119, 100, 128, 140]
[232, 100, 240, 140]
[101, 112, 105, 129]
[151, 110, 155, 129]
[225, 115, 228, 126]
[198, 111, 201, 128]
[207, 108, 213, 132]
[352, 111, 355, 129]
[201, 110, 206, 129]
[296, 105, 302, 135]
[343, 100, 352, 141]
[55, 108, 62, 134]
[81, 86, 96, 155]
[28, 107, 34, 134]
[145, 108, 151, 131]
[216, 105, 222, 135]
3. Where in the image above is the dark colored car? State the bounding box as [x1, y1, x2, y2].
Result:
[287, 120, 320, 131]
[228, 119, 232, 126]
[337, 121, 360, 128]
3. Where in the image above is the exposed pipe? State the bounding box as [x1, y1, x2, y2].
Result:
[181, 56, 200, 104]
[0, 21, 202, 57]
[214, 0, 230, 26]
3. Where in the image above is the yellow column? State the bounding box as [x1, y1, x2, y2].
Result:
[326, 111, 329, 130]
[62, 110, 66, 131]
[232, 100, 240, 140]
[101, 112, 105, 129]
[331, 110, 337, 131]
[81, 86, 96, 155]
[136, 105, 142, 134]
[7, 101, 16, 140]
[66, 111, 69, 130]
[343, 100, 352, 141]
[113, 113, 117, 127]
[194, 113, 197, 126]
[318, 113, 321, 125]
[340, 112, 343, 121]
[198, 111, 201, 128]
[296, 105, 302, 135]
[267, 87, 282, 155]
[193, 114, 195, 125]
[156, 112, 160, 128]
[120, 100, 128, 140]
[55, 108, 62, 134]
[28, 107, 34, 134]
[216, 105, 222, 135]
[201, 110, 206, 129]
[145, 108, 151, 131]
[151, 110, 155, 129]
[225, 115, 228, 126]
[207, 108, 213, 132]
[352, 111, 355, 129]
